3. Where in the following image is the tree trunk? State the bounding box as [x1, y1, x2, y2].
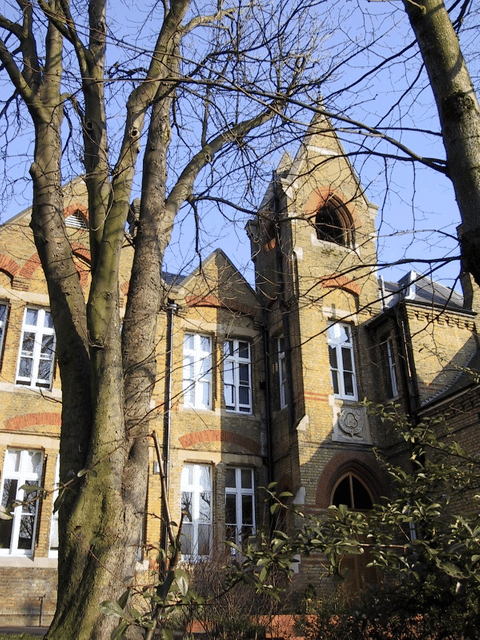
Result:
[402, 0, 480, 284]
[0, 0, 302, 635]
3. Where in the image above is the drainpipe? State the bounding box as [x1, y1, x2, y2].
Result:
[261, 319, 274, 485]
[163, 300, 177, 494]
[272, 173, 295, 432]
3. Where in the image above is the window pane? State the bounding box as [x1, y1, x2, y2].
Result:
[4, 451, 20, 475]
[331, 370, 339, 395]
[333, 477, 352, 508]
[37, 359, 53, 383]
[21, 332, 35, 357]
[329, 346, 338, 370]
[342, 347, 353, 373]
[224, 384, 235, 406]
[200, 336, 211, 352]
[17, 515, 34, 550]
[200, 380, 210, 407]
[184, 355, 194, 378]
[181, 492, 193, 522]
[183, 465, 193, 485]
[344, 372, 354, 396]
[239, 386, 250, 406]
[26, 451, 43, 476]
[184, 386, 195, 406]
[198, 465, 210, 489]
[199, 491, 211, 522]
[352, 477, 373, 510]
[50, 517, 59, 551]
[239, 363, 249, 385]
[225, 494, 236, 525]
[181, 523, 193, 556]
[225, 525, 236, 543]
[224, 362, 234, 384]
[197, 524, 211, 556]
[41, 334, 55, 357]
[43, 311, 54, 329]
[225, 468, 236, 488]
[0, 516, 13, 550]
[242, 495, 253, 525]
[25, 309, 38, 326]
[1, 478, 16, 510]
[241, 525, 254, 542]
[238, 342, 249, 359]
[199, 355, 211, 376]
[339, 325, 350, 344]
[241, 469, 252, 489]
[18, 357, 33, 379]
[0, 450, 42, 556]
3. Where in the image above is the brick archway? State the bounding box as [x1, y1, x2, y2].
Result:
[315, 452, 389, 508]
[304, 188, 361, 230]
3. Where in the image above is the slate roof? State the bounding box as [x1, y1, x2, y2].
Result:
[380, 271, 465, 312]
[162, 271, 186, 286]
[420, 348, 480, 409]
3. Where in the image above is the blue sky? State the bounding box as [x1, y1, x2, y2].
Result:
[160, 0, 469, 290]
[0, 0, 474, 292]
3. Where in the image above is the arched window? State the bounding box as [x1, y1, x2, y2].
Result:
[332, 473, 373, 511]
[331, 472, 377, 592]
[315, 197, 354, 248]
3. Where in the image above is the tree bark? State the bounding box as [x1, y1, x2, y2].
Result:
[402, 0, 480, 284]
[0, 0, 308, 635]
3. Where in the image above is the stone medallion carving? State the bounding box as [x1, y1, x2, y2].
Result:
[330, 400, 371, 444]
[338, 407, 364, 438]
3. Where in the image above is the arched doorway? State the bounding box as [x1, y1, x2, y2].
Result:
[331, 472, 378, 594]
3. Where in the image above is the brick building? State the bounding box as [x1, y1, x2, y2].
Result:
[0, 117, 478, 623]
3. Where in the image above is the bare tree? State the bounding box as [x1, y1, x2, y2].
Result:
[0, 0, 327, 638]
[0, 0, 479, 637]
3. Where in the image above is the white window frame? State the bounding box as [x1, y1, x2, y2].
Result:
[183, 333, 212, 410]
[384, 338, 398, 398]
[278, 337, 287, 409]
[180, 464, 212, 559]
[223, 339, 252, 413]
[225, 467, 255, 551]
[0, 449, 43, 556]
[49, 456, 60, 558]
[0, 302, 8, 363]
[327, 322, 358, 400]
[16, 307, 56, 389]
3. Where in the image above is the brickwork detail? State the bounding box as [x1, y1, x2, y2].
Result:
[186, 294, 255, 317]
[178, 429, 260, 454]
[0, 254, 20, 278]
[4, 412, 61, 431]
[318, 274, 361, 297]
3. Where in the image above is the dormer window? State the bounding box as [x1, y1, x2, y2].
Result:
[315, 197, 354, 248]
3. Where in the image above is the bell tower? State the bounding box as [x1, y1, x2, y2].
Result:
[248, 111, 386, 592]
